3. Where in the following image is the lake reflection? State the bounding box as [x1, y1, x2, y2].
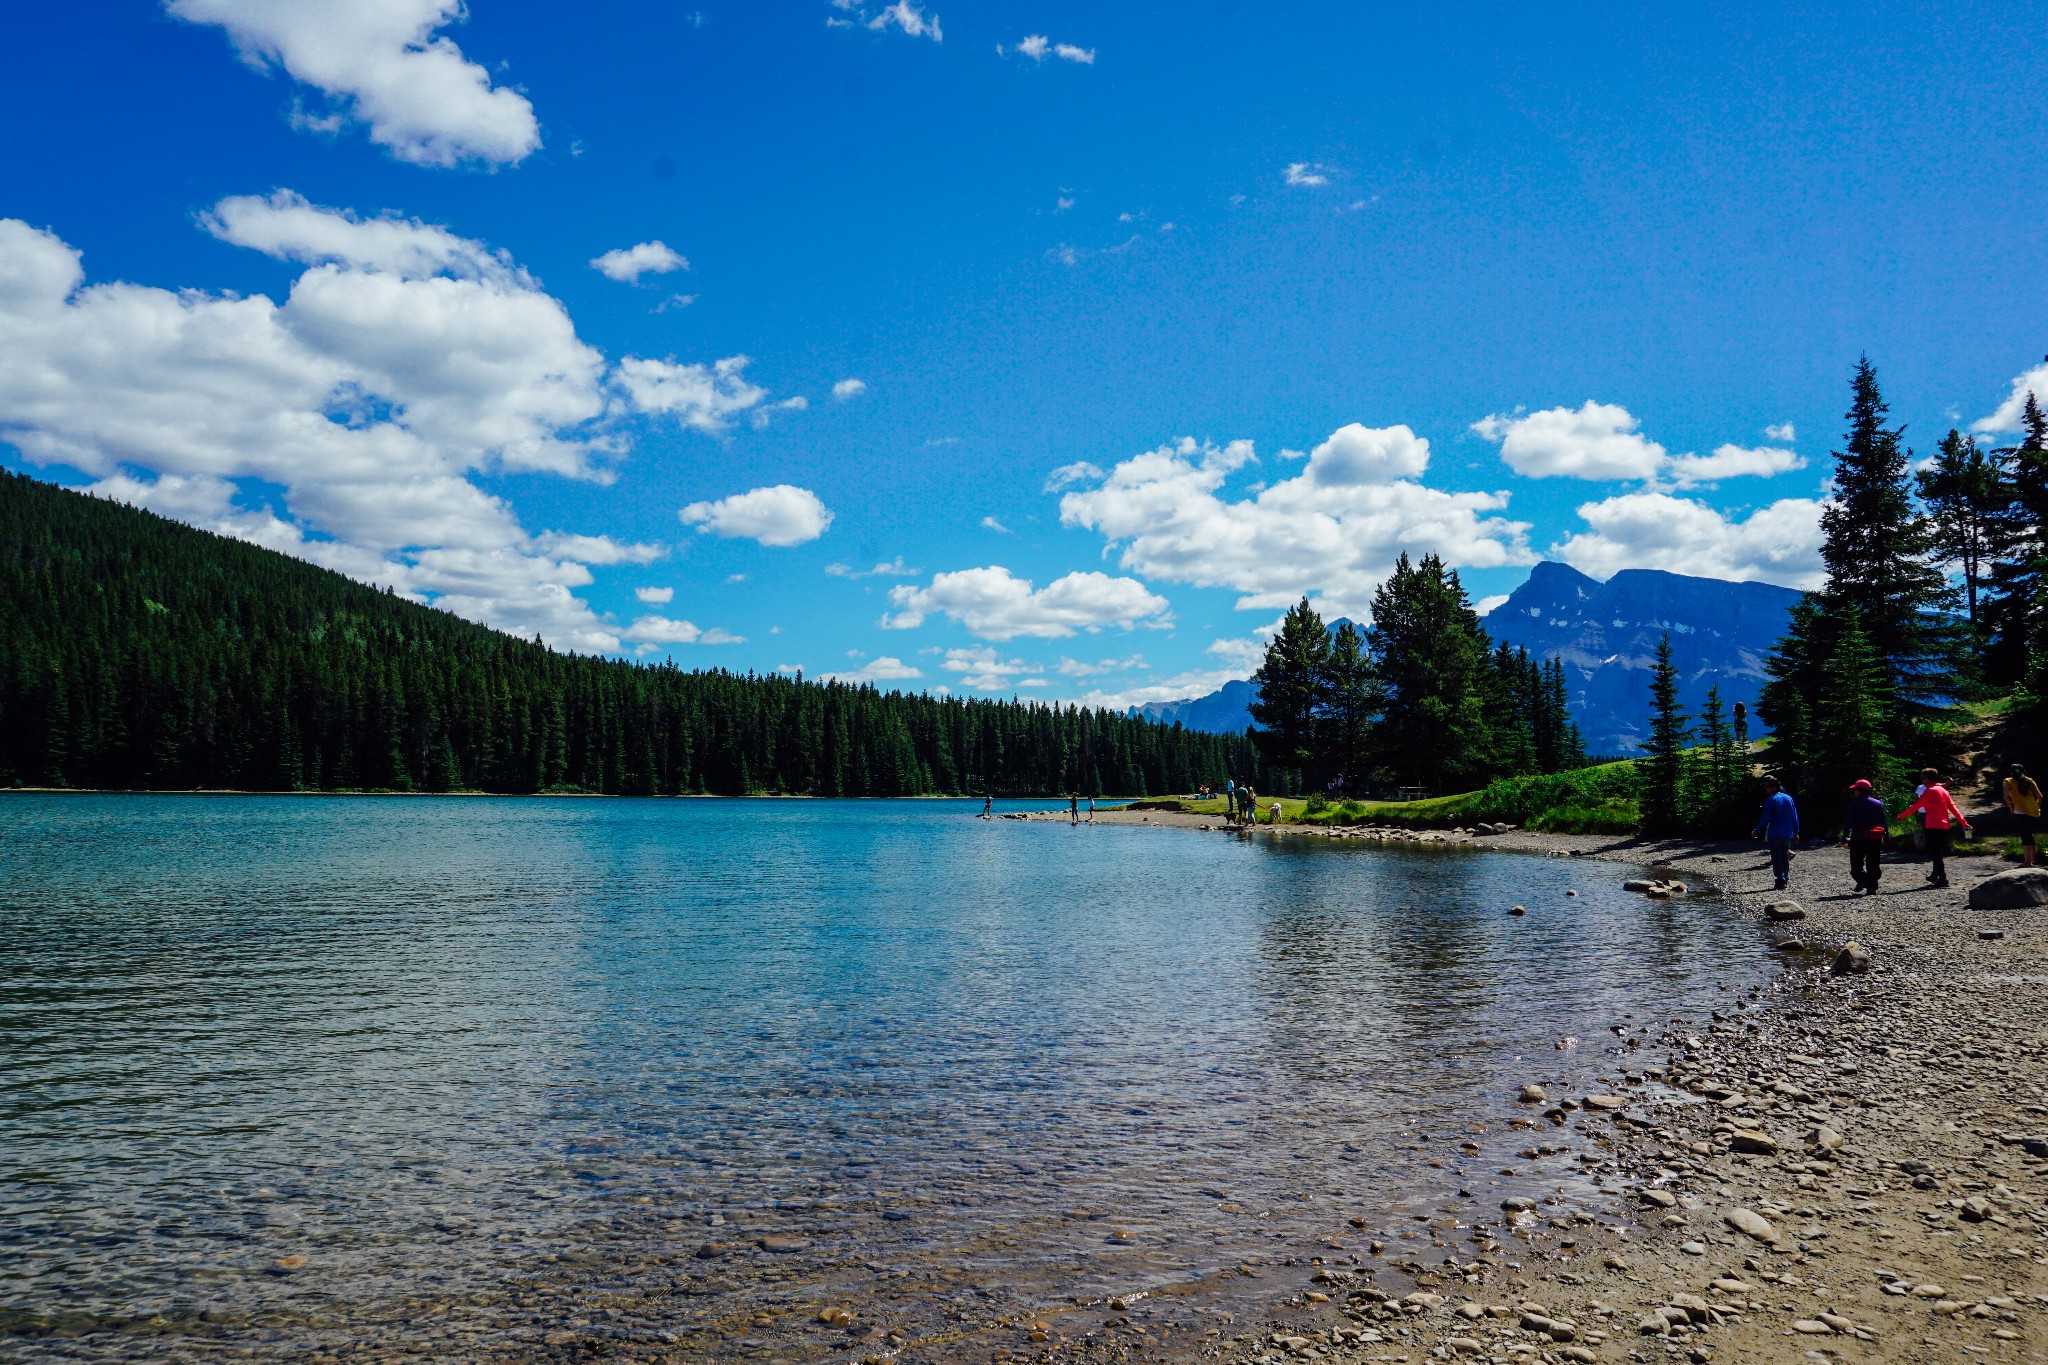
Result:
[0, 796, 1773, 1361]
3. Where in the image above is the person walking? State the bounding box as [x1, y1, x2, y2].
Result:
[1069, 792, 1080, 825]
[1087, 794, 1097, 823]
[1242, 784, 1258, 826]
[1900, 770, 1971, 888]
[1840, 778, 1889, 895]
[1751, 775, 1800, 890]
[2004, 763, 2041, 868]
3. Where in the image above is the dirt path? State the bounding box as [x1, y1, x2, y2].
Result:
[993, 814, 2047, 1364]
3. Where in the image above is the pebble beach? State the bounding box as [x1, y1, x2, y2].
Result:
[1007, 807, 2048, 1365]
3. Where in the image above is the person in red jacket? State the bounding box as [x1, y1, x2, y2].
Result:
[1899, 768, 1972, 888]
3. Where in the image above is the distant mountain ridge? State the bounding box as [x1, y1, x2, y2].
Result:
[1133, 565, 1803, 755]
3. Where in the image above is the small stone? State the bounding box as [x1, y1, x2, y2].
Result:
[1583, 1094, 1628, 1111]
[1565, 889, 1580, 897]
[1302, 1290, 1329, 1304]
[1979, 928, 2007, 940]
[274, 1254, 308, 1271]
[1509, 905, 1527, 916]
[1830, 941, 1872, 975]
[1558, 1349, 1598, 1364]
[1808, 1125, 1844, 1152]
[1456, 1302, 1485, 1320]
[1502, 1196, 1536, 1212]
[1911, 1284, 1947, 1299]
[1517, 1083, 1548, 1103]
[1710, 1277, 1754, 1294]
[1817, 1312, 1858, 1335]
[1639, 1188, 1677, 1208]
[1728, 1129, 1779, 1155]
[1791, 1319, 1832, 1334]
[757, 1236, 811, 1253]
[1764, 901, 1807, 921]
[1960, 1195, 1994, 1222]
[1638, 1311, 1671, 1335]
[1724, 1206, 1780, 1245]
[1680, 1241, 1706, 1256]
[1445, 1338, 1483, 1356]
[1603, 1253, 1632, 1272]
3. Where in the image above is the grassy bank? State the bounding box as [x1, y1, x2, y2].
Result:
[1124, 761, 1644, 834]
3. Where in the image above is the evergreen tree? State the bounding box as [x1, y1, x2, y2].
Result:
[1817, 356, 1957, 711]
[1984, 387, 2048, 688]
[1319, 621, 1381, 792]
[1915, 428, 1999, 650]
[1248, 597, 1332, 779]
[1639, 634, 1690, 831]
[1366, 554, 1492, 791]
[1806, 604, 1900, 817]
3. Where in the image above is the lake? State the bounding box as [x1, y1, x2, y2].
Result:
[0, 796, 1776, 1362]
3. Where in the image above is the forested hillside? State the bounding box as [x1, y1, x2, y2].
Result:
[0, 472, 1267, 795]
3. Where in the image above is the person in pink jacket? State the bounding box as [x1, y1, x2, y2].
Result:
[1899, 768, 1972, 888]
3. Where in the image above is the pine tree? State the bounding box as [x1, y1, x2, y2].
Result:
[1319, 621, 1381, 793]
[1807, 605, 1899, 822]
[1818, 357, 1957, 711]
[1248, 598, 1331, 779]
[1640, 633, 1690, 832]
[1915, 428, 1999, 650]
[1366, 554, 1492, 791]
[1984, 387, 2048, 688]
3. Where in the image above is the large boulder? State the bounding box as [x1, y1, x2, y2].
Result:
[1967, 868, 2048, 910]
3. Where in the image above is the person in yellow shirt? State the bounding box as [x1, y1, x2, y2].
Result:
[2004, 763, 2042, 868]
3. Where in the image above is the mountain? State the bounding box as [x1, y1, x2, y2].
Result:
[1133, 678, 1258, 733]
[1135, 565, 1803, 755]
[0, 471, 1265, 795]
[1482, 562, 1803, 755]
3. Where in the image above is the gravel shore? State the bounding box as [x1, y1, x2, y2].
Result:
[1002, 809, 2047, 1365]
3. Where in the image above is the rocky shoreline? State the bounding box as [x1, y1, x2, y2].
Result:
[1004, 813, 2047, 1364]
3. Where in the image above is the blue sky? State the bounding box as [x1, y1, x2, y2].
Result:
[3, 1, 2045, 706]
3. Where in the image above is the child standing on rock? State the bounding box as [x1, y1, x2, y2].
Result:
[1899, 769, 1971, 888]
[1841, 779, 1889, 895]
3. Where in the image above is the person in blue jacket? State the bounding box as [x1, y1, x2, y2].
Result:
[1751, 775, 1800, 890]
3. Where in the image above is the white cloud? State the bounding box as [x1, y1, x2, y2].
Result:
[0, 202, 783, 655]
[1054, 196, 1075, 213]
[591, 241, 688, 284]
[1067, 665, 1247, 713]
[168, 0, 541, 166]
[1664, 443, 1805, 488]
[1472, 401, 1667, 481]
[1765, 421, 1796, 442]
[1305, 422, 1430, 484]
[680, 484, 833, 546]
[624, 615, 744, 645]
[615, 355, 767, 433]
[883, 565, 1171, 639]
[864, 1, 941, 40]
[1974, 360, 2048, 433]
[825, 556, 918, 578]
[1010, 34, 1095, 62]
[940, 646, 1043, 690]
[980, 515, 1010, 533]
[1283, 162, 1330, 187]
[831, 377, 867, 400]
[1475, 594, 1509, 616]
[1553, 492, 1825, 589]
[1057, 431, 1531, 618]
[1056, 654, 1145, 677]
[203, 190, 515, 279]
[1044, 460, 1103, 491]
[819, 655, 924, 685]
[635, 585, 674, 604]
[1475, 402, 1808, 489]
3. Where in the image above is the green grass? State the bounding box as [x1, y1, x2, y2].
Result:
[1121, 760, 1644, 833]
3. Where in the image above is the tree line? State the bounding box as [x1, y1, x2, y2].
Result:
[1634, 356, 2047, 831]
[1245, 553, 1586, 794]
[0, 471, 1273, 797]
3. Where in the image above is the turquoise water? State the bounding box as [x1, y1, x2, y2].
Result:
[0, 796, 1775, 1362]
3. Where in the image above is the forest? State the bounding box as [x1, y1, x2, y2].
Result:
[0, 470, 1269, 797]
